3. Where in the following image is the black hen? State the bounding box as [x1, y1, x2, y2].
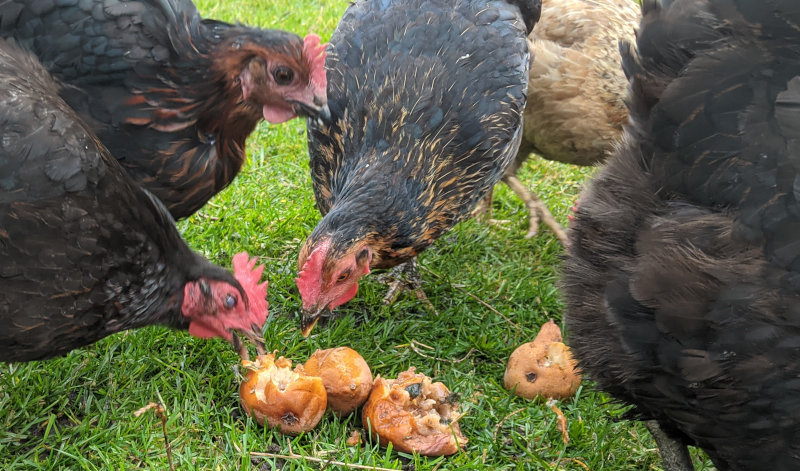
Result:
[295, 0, 541, 336]
[561, 1, 800, 470]
[0, 39, 268, 362]
[0, 0, 328, 219]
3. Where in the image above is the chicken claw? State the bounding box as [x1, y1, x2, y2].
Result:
[379, 259, 439, 315]
[503, 175, 568, 244]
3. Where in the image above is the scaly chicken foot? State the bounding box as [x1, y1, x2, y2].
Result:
[503, 175, 568, 245]
[473, 176, 568, 245]
[378, 259, 439, 315]
[645, 420, 695, 471]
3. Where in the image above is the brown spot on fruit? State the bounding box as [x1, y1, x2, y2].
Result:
[281, 412, 299, 425]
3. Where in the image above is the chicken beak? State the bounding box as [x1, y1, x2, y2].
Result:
[300, 305, 328, 338]
[238, 324, 267, 355]
[230, 331, 250, 361]
[291, 96, 330, 121]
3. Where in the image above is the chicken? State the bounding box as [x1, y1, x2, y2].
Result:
[0, 39, 269, 363]
[561, 1, 800, 470]
[0, 0, 328, 219]
[476, 0, 638, 242]
[295, 0, 541, 336]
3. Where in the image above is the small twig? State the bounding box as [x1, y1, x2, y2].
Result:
[560, 458, 590, 471]
[454, 285, 521, 331]
[249, 449, 400, 471]
[411, 339, 434, 350]
[493, 408, 526, 442]
[133, 402, 175, 471]
[419, 266, 522, 331]
[547, 398, 570, 445]
[408, 340, 477, 364]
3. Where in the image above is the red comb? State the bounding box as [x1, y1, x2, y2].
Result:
[232, 252, 269, 329]
[295, 240, 330, 310]
[303, 33, 328, 96]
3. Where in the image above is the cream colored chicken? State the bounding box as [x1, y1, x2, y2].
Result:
[478, 0, 639, 242]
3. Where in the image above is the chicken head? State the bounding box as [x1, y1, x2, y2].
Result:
[234, 33, 329, 123]
[295, 237, 373, 337]
[183, 252, 269, 344]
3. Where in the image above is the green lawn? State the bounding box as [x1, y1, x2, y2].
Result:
[0, 1, 714, 470]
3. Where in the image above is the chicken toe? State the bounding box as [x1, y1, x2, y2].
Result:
[502, 174, 568, 244]
[379, 259, 438, 315]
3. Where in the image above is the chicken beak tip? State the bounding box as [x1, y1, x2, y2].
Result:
[300, 316, 319, 338]
[318, 104, 331, 121]
[300, 306, 326, 338]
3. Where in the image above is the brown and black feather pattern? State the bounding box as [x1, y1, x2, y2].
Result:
[0, 0, 308, 218]
[0, 39, 239, 362]
[561, 1, 800, 469]
[305, 0, 538, 267]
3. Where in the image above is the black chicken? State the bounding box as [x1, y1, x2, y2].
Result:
[295, 0, 541, 336]
[561, 1, 800, 470]
[0, 39, 269, 363]
[0, 0, 328, 219]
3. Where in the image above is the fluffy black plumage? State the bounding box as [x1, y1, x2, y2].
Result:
[0, 39, 252, 362]
[0, 0, 328, 219]
[295, 0, 539, 332]
[561, 1, 800, 470]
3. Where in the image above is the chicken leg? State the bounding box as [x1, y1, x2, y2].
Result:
[475, 148, 568, 245]
[645, 420, 696, 471]
[378, 258, 438, 315]
[502, 172, 568, 244]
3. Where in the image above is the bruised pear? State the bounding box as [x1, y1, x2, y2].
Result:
[362, 367, 466, 456]
[304, 347, 373, 415]
[504, 320, 581, 400]
[239, 353, 327, 435]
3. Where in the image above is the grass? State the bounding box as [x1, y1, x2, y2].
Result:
[0, 1, 715, 470]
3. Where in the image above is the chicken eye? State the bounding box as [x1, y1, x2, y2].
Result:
[224, 293, 237, 309]
[273, 66, 294, 85]
[336, 271, 350, 283]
